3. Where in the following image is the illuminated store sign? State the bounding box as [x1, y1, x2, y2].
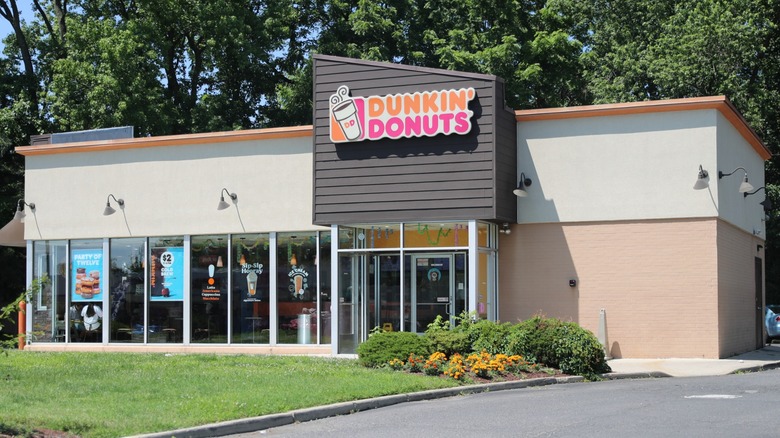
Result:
[329, 85, 476, 143]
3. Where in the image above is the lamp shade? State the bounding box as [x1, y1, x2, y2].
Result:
[513, 173, 532, 197]
[0, 214, 25, 247]
[739, 179, 754, 193]
[217, 188, 237, 210]
[693, 166, 709, 190]
[513, 186, 528, 197]
[103, 194, 124, 216]
[217, 198, 231, 210]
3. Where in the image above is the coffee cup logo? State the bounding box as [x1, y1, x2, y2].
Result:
[330, 86, 363, 141]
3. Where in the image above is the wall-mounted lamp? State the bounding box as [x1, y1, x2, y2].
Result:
[103, 194, 124, 216]
[513, 172, 533, 197]
[499, 223, 511, 234]
[217, 188, 238, 210]
[744, 186, 772, 213]
[569, 279, 577, 287]
[758, 244, 764, 252]
[693, 165, 710, 190]
[719, 167, 754, 193]
[13, 199, 35, 222]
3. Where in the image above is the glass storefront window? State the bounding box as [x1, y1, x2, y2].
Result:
[403, 222, 468, 248]
[31, 241, 67, 342]
[338, 227, 355, 250]
[339, 224, 401, 250]
[232, 234, 270, 344]
[109, 238, 146, 343]
[69, 239, 104, 342]
[478, 222, 490, 248]
[277, 232, 317, 344]
[318, 231, 332, 343]
[148, 237, 184, 343]
[337, 253, 363, 354]
[191, 235, 228, 343]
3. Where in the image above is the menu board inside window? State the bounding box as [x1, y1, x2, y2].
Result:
[150, 246, 184, 301]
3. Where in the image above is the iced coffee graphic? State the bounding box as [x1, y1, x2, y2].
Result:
[330, 85, 363, 141]
[293, 274, 304, 298]
[246, 271, 257, 297]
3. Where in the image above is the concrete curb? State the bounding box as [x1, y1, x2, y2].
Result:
[726, 361, 780, 375]
[126, 375, 586, 438]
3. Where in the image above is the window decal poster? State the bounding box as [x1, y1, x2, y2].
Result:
[71, 249, 103, 302]
[150, 247, 184, 301]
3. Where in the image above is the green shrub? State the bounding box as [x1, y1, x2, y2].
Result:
[425, 315, 470, 356]
[465, 319, 513, 355]
[426, 330, 470, 356]
[356, 330, 431, 368]
[507, 316, 563, 365]
[506, 316, 610, 379]
[552, 322, 611, 378]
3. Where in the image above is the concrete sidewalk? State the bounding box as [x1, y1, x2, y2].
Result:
[606, 344, 780, 377]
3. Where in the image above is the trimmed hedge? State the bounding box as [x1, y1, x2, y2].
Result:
[355, 331, 432, 368]
[508, 316, 611, 378]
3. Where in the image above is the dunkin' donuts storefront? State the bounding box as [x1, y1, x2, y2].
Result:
[17, 55, 769, 359]
[313, 56, 517, 354]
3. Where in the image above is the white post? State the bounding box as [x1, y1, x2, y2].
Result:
[598, 308, 611, 360]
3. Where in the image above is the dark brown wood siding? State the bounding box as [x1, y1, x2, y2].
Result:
[493, 81, 519, 223]
[312, 55, 517, 225]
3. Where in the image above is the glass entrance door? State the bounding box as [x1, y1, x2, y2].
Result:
[368, 254, 401, 332]
[411, 254, 455, 333]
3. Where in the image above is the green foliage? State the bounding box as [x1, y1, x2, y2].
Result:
[424, 313, 609, 378]
[0, 291, 24, 353]
[507, 316, 563, 365]
[507, 316, 610, 379]
[463, 319, 513, 355]
[1, 275, 49, 353]
[424, 314, 470, 356]
[355, 330, 431, 367]
[551, 322, 612, 378]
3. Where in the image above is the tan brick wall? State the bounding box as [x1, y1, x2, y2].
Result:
[499, 218, 720, 358]
[717, 220, 765, 357]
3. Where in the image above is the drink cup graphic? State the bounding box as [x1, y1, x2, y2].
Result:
[247, 271, 257, 296]
[330, 85, 363, 141]
[294, 274, 304, 296]
[332, 100, 362, 140]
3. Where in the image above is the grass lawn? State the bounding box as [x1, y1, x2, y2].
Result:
[0, 351, 459, 437]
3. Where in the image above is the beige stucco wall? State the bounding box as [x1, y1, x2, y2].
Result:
[517, 110, 719, 224]
[23, 135, 326, 240]
[499, 218, 721, 358]
[517, 104, 767, 236]
[716, 112, 767, 237]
